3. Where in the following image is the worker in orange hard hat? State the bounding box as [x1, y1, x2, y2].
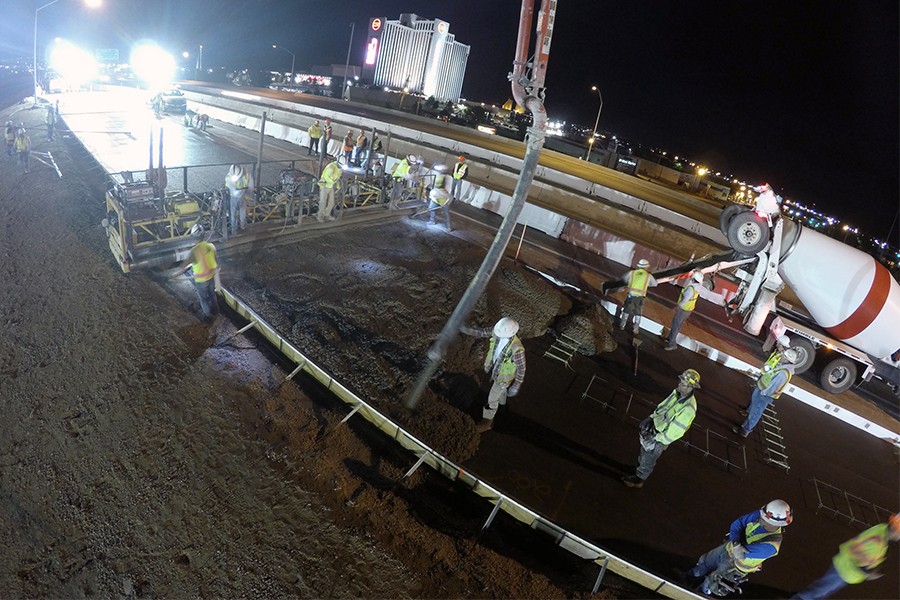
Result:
[792, 514, 900, 599]
[341, 130, 354, 165]
[451, 154, 468, 201]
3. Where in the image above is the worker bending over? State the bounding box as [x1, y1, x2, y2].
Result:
[174, 240, 220, 321]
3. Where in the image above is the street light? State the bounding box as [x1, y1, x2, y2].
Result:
[272, 44, 295, 88]
[585, 85, 603, 162]
[34, 0, 102, 105]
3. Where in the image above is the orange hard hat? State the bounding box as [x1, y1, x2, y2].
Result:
[889, 513, 900, 534]
[458, 155, 466, 161]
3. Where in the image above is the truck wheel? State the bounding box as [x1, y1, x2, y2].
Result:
[819, 357, 857, 394]
[791, 338, 815, 375]
[719, 204, 748, 236]
[726, 212, 770, 256]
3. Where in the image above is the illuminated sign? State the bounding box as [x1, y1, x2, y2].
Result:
[365, 38, 379, 65]
[371, 18, 382, 31]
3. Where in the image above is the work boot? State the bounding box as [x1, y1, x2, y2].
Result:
[621, 475, 644, 489]
[474, 418, 493, 433]
[738, 408, 748, 417]
[664, 345, 676, 351]
[732, 425, 749, 438]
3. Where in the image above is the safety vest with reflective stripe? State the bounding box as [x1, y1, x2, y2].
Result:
[756, 365, 792, 398]
[191, 242, 217, 283]
[15, 135, 30, 152]
[727, 520, 783, 573]
[319, 161, 342, 188]
[226, 171, 250, 190]
[832, 523, 890, 584]
[626, 269, 651, 297]
[677, 282, 700, 311]
[392, 158, 411, 180]
[650, 389, 697, 445]
[762, 349, 783, 373]
[453, 161, 468, 180]
[485, 335, 524, 385]
[308, 123, 322, 139]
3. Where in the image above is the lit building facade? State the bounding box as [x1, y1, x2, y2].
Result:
[362, 14, 469, 102]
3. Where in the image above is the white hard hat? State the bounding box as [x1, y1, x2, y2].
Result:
[782, 348, 799, 364]
[691, 270, 704, 284]
[760, 499, 792, 527]
[228, 164, 244, 178]
[407, 154, 418, 163]
[636, 259, 650, 269]
[777, 335, 791, 348]
[493, 317, 519, 339]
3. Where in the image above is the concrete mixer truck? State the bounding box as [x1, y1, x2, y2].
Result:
[708, 185, 900, 396]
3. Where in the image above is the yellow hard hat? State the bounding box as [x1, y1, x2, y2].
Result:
[679, 369, 701, 388]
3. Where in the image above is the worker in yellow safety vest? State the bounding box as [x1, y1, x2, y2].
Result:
[688, 500, 792, 596]
[622, 369, 699, 488]
[14, 128, 31, 174]
[665, 270, 704, 350]
[426, 172, 453, 231]
[390, 154, 417, 210]
[762, 335, 792, 373]
[734, 348, 798, 437]
[174, 240, 220, 320]
[307, 120, 322, 156]
[317, 158, 343, 222]
[460, 317, 526, 433]
[451, 154, 468, 200]
[618, 258, 658, 335]
[793, 514, 900, 599]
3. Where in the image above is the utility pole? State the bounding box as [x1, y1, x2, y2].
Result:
[405, 0, 555, 409]
[342, 22, 355, 100]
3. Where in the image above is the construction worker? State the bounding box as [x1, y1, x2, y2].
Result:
[196, 113, 209, 131]
[45, 104, 57, 141]
[451, 154, 468, 200]
[622, 369, 700, 488]
[390, 154, 416, 210]
[762, 335, 792, 373]
[460, 317, 527, 433]
[174, 240, 220, 321]
[323, 119, 333, 151]
[665, 270, 704, 350]
[4, 121, 15, 157]
[14, 128, 31, 174]
[307, 120, 322, 156]
[317, 157, 342, 222]
[618, 258, 657, 334]
[225, 165, 253, 234]
[341, 130, 354, 165]
[793, 514, 900, 599]
[733, 348, 798, 437]
[353, 130, 369, 166]
[426, 171, 452, 230]
[688, 500, 792, 596]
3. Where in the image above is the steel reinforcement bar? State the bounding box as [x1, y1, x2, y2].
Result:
[218, 286, 700, 599]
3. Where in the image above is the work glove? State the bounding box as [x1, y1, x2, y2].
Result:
[729, 544, 748, 562]
[639, 434, 657, 452]
[507, 386, 519, 397]
[865, 571, 884, 581]
[639, 418, 657, 439]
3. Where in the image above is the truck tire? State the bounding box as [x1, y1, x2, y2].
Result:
[726, 212, 770, 256]
[791, 338, 815, 375]
[819, 357, 857, 395]
[719, 204, 748, 236]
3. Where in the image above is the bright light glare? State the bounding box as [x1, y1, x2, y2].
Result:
[85, 0, 102, 7]
[49, 40, 98, 86]
[131, 43, 176, 86]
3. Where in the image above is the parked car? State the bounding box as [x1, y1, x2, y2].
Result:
[153, 89, 186, 113]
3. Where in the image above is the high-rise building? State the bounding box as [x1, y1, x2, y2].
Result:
[362, 14, 469, 102]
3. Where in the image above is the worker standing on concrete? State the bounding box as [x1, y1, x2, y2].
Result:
[664, 270, 704, 350]
[390, 154, 416, 210]
[323, 119, 333, 153]
[353, 130, 368, 167]
[45, 104, 57, 141]
[460, 317, 526, 433]
[341, 130, 354, 165]
[688, 500, 792, 596]
[4, 121, 15, 157]
[762, 335, 792, 373]
[307, 120, 322, 156]
[225, 165, 253, 234]
[618, 259, 657, 335]
[733, 349, 798, 438]
[622, 369, 699, 488]
[317, 157, 342, 222]
[14, 127, 31, 174]
[793, 514, 900, 599]
[451, 154, 468, 201]
[174, 240, 220, 321]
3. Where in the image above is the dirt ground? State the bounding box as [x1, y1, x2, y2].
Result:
[0, 102, 645, 598]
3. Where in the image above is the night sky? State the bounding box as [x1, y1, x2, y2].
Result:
[3, 0, 898, 239]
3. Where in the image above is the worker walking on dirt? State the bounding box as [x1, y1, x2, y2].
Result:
[451, 154, 468, 201]
[460, 317, 526, 433]
[793, 514, 900, 599]
[733, 348, 798, 438]
[317, 157, 342, 222]
[45, 105, 57, 141]
[4, 121, 15, 157]
[618, 259, 657, 335]
[622, 369, 699, 489]
[174, 240, 220, 321]
[14, 127, 31, 174]
[664, 270, 704, 350]
[687, 500, 792, 596]
[307, 120, 322, 155]
[225, 165, 253, 234]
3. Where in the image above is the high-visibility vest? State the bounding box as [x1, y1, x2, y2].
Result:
[434, 174, 446, 188]
[392, 159, 410, 180]
[453, 161, 468, 180]
[650, 389, 697, 445]
[191, 242, 217, 283]
[308, 123, 322, 139]
[727, 521, 783, 573]
[626, 269, 651, 297]
[342, 135, 353, 152]
[832, 524, 890, 584]
[485, 335, 524, 385]
[762, 350, 783, 373]
[226, 170, 250, 190]
[677, 282, 700, 311]
[757, 365, 792, 398]
[319, 161, 342, 188]
[15, 136, 30, 152]
[4, 127, 15, 142]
